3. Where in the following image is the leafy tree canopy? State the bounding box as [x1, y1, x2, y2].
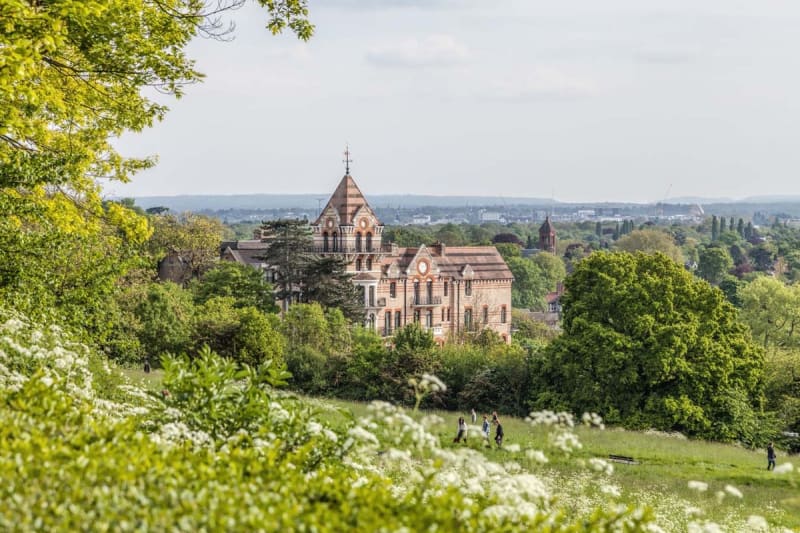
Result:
[615, 229, 684, 264]
[536, 251, 766, 443]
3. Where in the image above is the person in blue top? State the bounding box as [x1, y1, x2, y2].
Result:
[482, 415, 490, 439]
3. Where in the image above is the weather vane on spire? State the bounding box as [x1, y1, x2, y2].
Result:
[343, 144, 352, 174]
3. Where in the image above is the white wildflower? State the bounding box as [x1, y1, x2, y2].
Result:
[687, 480, 708, 492]
[581, 412, 605, 429]
[773, 462, 793, 474]
[745, 515, 769, 531]
[306, 421, 322, 435]
[724, 484, 742, 499]
[525, 449, 548, 464]
[505, 443, 521, 453]
[599, 484, 621, 497]
[588, 458, 614, 475]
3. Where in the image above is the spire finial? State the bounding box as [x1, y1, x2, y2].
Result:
[343, 144, 352, 175]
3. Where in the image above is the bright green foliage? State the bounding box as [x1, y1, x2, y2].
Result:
[740, 276, 800, 350]
[536, 252, 767, 443]
[531, 252, 567, 291]
[192, 296, 285, 366]
[0, 310, 665, 531]
[191, 260, 277, 314]
[697, 245, 734, 285]
[135, 281, 195, 357]
[506, 256, 547, 310]
[282, 302, 330, 354]
[615, 229, 684, 264]
[0, 0, 311, 192]
[148, 212, 229, 273]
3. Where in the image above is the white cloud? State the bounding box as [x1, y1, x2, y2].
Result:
[366, 35, 469, 68]
[487, 67, 597, 101]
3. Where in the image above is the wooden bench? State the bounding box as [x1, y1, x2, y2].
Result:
[608, 454, 638, 465]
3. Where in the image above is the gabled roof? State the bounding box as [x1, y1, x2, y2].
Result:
[313, 174, 380, 226]
[381, 246, 513, 281]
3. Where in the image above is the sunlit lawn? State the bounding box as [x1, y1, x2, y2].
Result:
[319, 398, 800, 529]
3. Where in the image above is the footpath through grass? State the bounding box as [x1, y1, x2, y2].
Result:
[321, 398, 800, 530]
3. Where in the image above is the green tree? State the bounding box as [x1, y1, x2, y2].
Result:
[494, 243, 521, 261]
[506, 256, 547, 310]
[192, 261, 277, 314]
[615, 229, 683, 264]
[531, 252, 567, 291]
[739, 276, 800, 350]
[303, 256, 362, 322]
[696, 246, 733, 285]
[711, 215, 719, 241]
[235, 307, 286, 367]
[535, 252, 766, 442]
[260, 219, 316, 310]
[135, 282, 195, 357]
[148, 212, 229, 275]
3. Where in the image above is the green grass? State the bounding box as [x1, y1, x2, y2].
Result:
[319, 398, 800, 529]
[120, 367, 164, 391]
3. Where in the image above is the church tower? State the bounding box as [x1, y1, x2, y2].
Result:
[538, 216, 557, 254]
[310, 147, 387, 328]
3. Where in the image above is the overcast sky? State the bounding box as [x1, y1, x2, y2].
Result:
[110, 0, 800, 203]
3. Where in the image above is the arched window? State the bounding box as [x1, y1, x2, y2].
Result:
[464, 280, 472, 296]
[395, 311, 402, 329]
[501, 306, 507, 324]
[323, 232, 329, 252]
[369, 313, 376, 330]
[389, 282, 396, 298]
[413, 281, 420, 305]
[426, 280, 433, 302]
[385, 312, 392, 335]
[366, 258, 372, 271]
[366, 232, 373, 252]
[369, 286, 375, 307]
[332, 232, 338, 251]
[356, 259, 362, 271]
[464, 309, 472, 330]
[482, 306, 489, 323]
[355, 233, 362, 252]
[426, 310, 433, 327]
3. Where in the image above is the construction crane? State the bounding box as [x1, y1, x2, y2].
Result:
[657, 183, 672, 218]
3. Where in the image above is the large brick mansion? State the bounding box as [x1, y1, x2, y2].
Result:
[222, 168, 514, 344]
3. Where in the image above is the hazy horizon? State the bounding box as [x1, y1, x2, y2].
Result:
[109, 0, 800, 203]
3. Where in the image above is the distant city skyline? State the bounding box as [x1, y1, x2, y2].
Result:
[110, 0, 800, 203]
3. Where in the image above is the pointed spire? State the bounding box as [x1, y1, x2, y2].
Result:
[343, 144, 352, 175]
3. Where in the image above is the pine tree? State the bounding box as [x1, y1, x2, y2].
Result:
[613, 222, 620, 240]
[595, 222, 602, 238]
[711, 215, 719, 241]
[745, 221, 754, 240]
[729, 217, 735, 232]
[737, 218, 745, 238]
[259, 219, 316, 311]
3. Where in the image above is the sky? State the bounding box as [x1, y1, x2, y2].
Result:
[110, 0, 800, 203]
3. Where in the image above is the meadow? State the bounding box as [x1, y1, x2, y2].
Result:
[122, 368, 799, 530]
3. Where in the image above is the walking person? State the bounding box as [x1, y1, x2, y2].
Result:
[471, 408, 477, 424]
[767, 442, 776, 471]
[453, 417, 468, 443]
[482, 415, 490, 440]
[494, 418, 504, 448]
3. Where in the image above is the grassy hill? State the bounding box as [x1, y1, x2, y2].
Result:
[321, 398, 799, 530]
[123, 369, 798, 529]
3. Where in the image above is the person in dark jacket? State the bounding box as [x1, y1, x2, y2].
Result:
[494, 418, 504, 448]
[767, 442, 776, 471]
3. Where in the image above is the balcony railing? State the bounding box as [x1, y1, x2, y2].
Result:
[309, 244, 393, 255]
[382, 324, 443, 337]
[412, 295, 442, 306]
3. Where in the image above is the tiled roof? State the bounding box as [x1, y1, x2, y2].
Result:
[382, 246, 513, 281]
[313, 174, 379, 226]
